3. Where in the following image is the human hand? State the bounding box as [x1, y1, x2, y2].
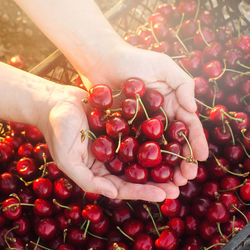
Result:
[83, 44, 209, 187]
[40, 84, 178, 202]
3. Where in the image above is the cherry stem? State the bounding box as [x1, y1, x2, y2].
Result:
[195, 98, 212, 110]
[241, 129, 250, 141]
[128, 97, 140, 125]
[212, 84, 217, 107]
[52, 199, 71, 210]
[143, 204, 160, 237]
[179, 131, 196, 163]
[221, 110, 243, 123]
[112, 90, 123, 98]
[88, 231, 108, 241]
[9, 193, 20, 203]
[80, 220, 87, 230]
[41, 153, 47, 178]
[219, 179, 247, 192]
[137, 94, 150, 120]
[235, 191, 250, 206]
[199, 113, 209, 119]
[63, 229, 67, 244]
[210, 151, 249, 177]
[161, 149, 192, 162]
[232, 215, 236, 237]
[115, 133, 122, 154]
[240, 93, 250, 103]
[170, 55, 186, 59]
[231, 204, 249, 223]
[209, 60, 227, 82]
[149, 225, 169, 234]
[150, 21, 160, 44]
[16, 175, 33, 187]
[161, 134, 168, 145]
[176, 13, 185, 35]
[194, 0, 200, 20]
[237, 138, 250, 158]
[225, 120, 235, 146]
[83, 219, 90, 238]
[116, 226, 134, 242]
[197, 20, 210, 47]
[176, 34, 189, 54]
[160, 107, 168, 131]
[153, 202, 163, 220]
[217, 222, 228, 242]
[4, 225, 19, 249]
[237, 60, 250, 70]
[2, 202, 34, 212]
[229, 70, 250, 81]
[34, 236, 40, 250]
[30, 241, 52, 250]
[126, 202, 134, 212]
[204, 243, 226, 250]
[80, 129, 96, 142]
[113, 243, 126, 250]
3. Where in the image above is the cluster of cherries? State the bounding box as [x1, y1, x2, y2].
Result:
[0, 0, 249, 249]
[83, 78, 194, 184]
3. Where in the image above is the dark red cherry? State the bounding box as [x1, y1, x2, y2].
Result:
[54, 177, 73, 200]
[219, 192, 241, 213]
[122, 219, 143, 238]
[181, 19, 198, 38]
[155, 229, 178, 250]
[91, 135, 115, 163]
[67, 227, 87, 247]
[86, 237, 106, 250]
[222, 71, 241, 90]
[152, 22, 169, 41]
[223, 48, 243, 68]
[16, 157, 36, 179]
[112, 206, 131, 225]
[194, 76, 209, 96]
[194, 27, 215, 49]
[212, 126, 231, 145]
[64, 204, 82, 225]
[148, 12, 166, 26]
[167, 120, 189, 144]
[222, 218, 246, 236]
[33, 143, 51, 163]
[191, 196, 211, 218]
[203, 42, 222, 61]
[13, 216, 30, 236]
[178, 0, 197, 17]
[203, 60, 223, 79]
[185, 215, 199, 235]
[200, 220, 217, 241]
[180, 181, 200, 200]
[220, 176, 241, 191]
[88, 109, 106, 133]
[106, 116, 130, 139]
[167, 217, 185, 237]
[232, 112, 249, 132]
[17, 142, 33, 158]
[161, 199, 180, 217]
[155, 3, 173, 18]
[122, 98, 143, 120]
[209, 105, 228, 124]
[150, 162, 173, 183]
[181, 50, 203, 74]
[143, 89, 164, 112]
[0, 172, 17, 195]
[89, 215, 110, 236]
[162, 142, 182, 166]
[2, 197, 22, 220]
[125, 163, 148, 184]
[207, 202, 229, 223]
[195, 164, 208, 183]
[151, 41, 170, 54]
[141, 118, 164, 140]
[240, 180, 250, 201]
[133, 233, 153, 250]
[118, 136, 139, 163]
[226, 93, 241, 111]
[123, 33, 141, 46]
[223, 144, 244, 164]
[198, 10, 213, 26]
[46, 162, 62, 180]
[234, 35, 250, 53]
[33, 198, 52, 217]
[4, 135, 23, 151]
[137, 28, 151, 40]
[35, 218, 57, 240]
[33, 178, 52, 198]
[137, 141, 162, 168]
[123, 78, 146, 98]
[202, 181, 219, 200]
[105, 156, 124, 175]
[216, 26, 232, 43]
[82, 204, 103, 223]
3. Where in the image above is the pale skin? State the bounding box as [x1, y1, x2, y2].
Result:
[2, 0, 209, 202]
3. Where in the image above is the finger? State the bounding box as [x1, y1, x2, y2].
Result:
[150, 181, 180, 199]
[180, 144, 198, 180]
[173, 167, 188, 186]
[176, 107, 209, 161]
[105, 175, 166, 202]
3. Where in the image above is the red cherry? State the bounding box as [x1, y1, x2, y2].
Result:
[178, 0, 197, 17]
[150, 162, 173, 183]
[195, 164, 208, 183]
[151, 41, 170, 54]
[2, 197, 22, 220]
[33, 178, 52, 198]
[118, 136, 139, 163]
[4, 135, 23, 150]
[46, 162, 62, 180]
[194, 76, 209, 96]
[57, 244, 74, 250]
[13, 216, 30, 236]
[152, 22, 169, 41]
[162, 142, 182, 166]
[203, 42, 222, 61]
[223, 48, 243, 68]
[155, 229, 178, 250]
[202, 181, 219, 200]
[167, 217, 185, 237]
[137, 141, 162, 168]
[123, 33, 141, 46]
[148, 12, 166, 26]
[216, 26, 232, 43]
[220, 176, 241, 191]
[141, 118, 164, 140]
[161, 199, 180, 217]
[112, 206, 131, 225]
[191, 196, 211, 218]
[137, 28, 151, 40]
[106, 116, 130, 139]
[207, 202, 229, 223]
[198, 10, 213, 26]
[181, 19, 198, 38]
[167, 120, 189, 144]
[143, 89, 164, 112]
[223, 144, 244, 164]
[0, 142, 13, 163]
[9, 55, 26, 69]
[67, 227, 87, 247]
[180, 181, 200, 200]
[212, 126, 231, 145]
[33, 198, 52, 217]
[185, 215, 199, 235]
[17, 142, 33, 158]
[222, 71, 241, 90]
[87, 109, 106, 133]
[240, 180, 250, 201]
[209, 105, 228, 124]
[226, 93, 241, 111]
[0, 172, 17, 195]
[209, 157, 230, 179]
[155, 3, 173, 18]
[133, 233, 153, 250]
[16, 157, 36, 179]
[86, 237, 106, 250]
[203, 60, 223, 79]
[122, 98, 143, 120]
[123, 219, 143, 238]
[200, 220, 217, 241]
[122, 78, 146, 98]
[234, 35, 250, 53]
[125, 163, 148, 184]
[25, 125, 44, 143]
[219, 192, 241, 213]
[54, 177, 73, 200]
[222, 218, 246, 236]
[82, 204, 103, 223]
[106, 156, 124, 175]
[89, 215, 110, 236]
[232, 112, 249, 132]
[194, 27, 215, 49]
[33, 143, 51, 163]
[91, 135, 115, 163]
[63, 204, 82, 225]
[181, 50, 203, 74]
[35, 218, 57, 240]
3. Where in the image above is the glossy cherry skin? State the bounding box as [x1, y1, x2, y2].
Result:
[185, 215, 199, 235]
[195, 164, 208, 183]
[200, 220, 217, 241]
[152, 22, 169, 41]
[150, 162, 173, 183]
[88, 84, 113, 110]
[167, 120, 189, 144]
[209, 105, 228, 124]
[123, 33, 141, 46]
[222, 71, 241, 90]
[240, 180, 250, 201]
[118, 136, 139, 163]
[123, 78, 146, 98]
[33, 178, 52, 198]
[86, 237, 106, 250]
[143, 89, 164, 112]
[194, 27, 215, 49]
[202, 181, 219, 200]
[162, 142, 182, 166]
[181, 19, 198, 38]
[199, 10, 213, 25]
[91, 135, 115, 163]
[133, 233, 153, 250]
[2, 197, 22, 220]
[17, 142, 33, 158]
[220, 176, 241, 191]
[161, 199, 180, 217]
[141, 118, 164, 140]
[89, 215, 110, 236]
[0, 172, 17, 194]
[125, 163, 148, 184]
[212, 126, 231, 145]
[234, 35, 250, 53]
[151, 40, 170, 54]
[112, 206, 131, 225]
[137, 141, 162, 168]
[232, 112, 249, 132]
[4, 135, 23, 151]
[181, 50, 203, 74]
[148, 12, 166, 25]
[106, 116, 130, 139]
[106, 156, 124, 175]
[57, 244, 74, 250]
[82, 204, 103, 223]
[16, 157, 36, 179]
[203, 42, 222, 61]
[222, 218, 246, 236]
[219, 192, 241, 213]
[223, 144, 244, 164]
[155, 229, 178, 250]
[209, 157, 230, 179]
[67, 227, 87, 247]
[191, 196, 211, 218]
[33, 143, 51, 163]
[64, 204, 82, 225]
[25, 125, 44, 143]
[226, 93, 241, 111]
[178, 0, 197, 17]
[87, 109, 106, 133]
[33, 198, 52, 217]
[122, 98, 143, 120]
[122, 219, 144, 238]
[203, 60, 223, 79]
[54, 177, 73, 200]
[207, 202, 229, 223]
[167, 217, 185, 237]
[194, 76, 209, 96]
[242, 131, 250, 150]
[180, 181, 200, 200]
[46, 162, 62, 180]
[224, 48, 243, 68]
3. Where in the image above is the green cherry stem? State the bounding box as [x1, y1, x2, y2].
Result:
[197, 20, 210, 47]
[128, 97, 140, 125]
[4, 225, 19, 249]
[112, 90, 123, 98]
[115, 133, 122, 154]
[170, 55, 186, 59]
[179, 131, 196, 163]
[137, 94, 150, 120]
[126, 202, 135, 212]
[237, 60, 250, 70]
[217, 223, 227, 242]
[53, 199, 71, 210]
[160, 107, 168, 131]
[80, 129, 96, 142]
[176, 13, 185, 35]
[219, 179, 247, 193]
[212, 84, 217, 107]
[237, 139, 250, 158]
[194, 0, 200, 20]
[176, 35, 189, 54]
[195, 98, 212, 110]
[241, 129, 250, 141]
[204, 243, 226, 250]
[30, 241, 52, 250]
[87, 231, 108, 241]
[225, 120, 235, 146]
[150, 21, 160, 44]
[161, 149, 188, 161]
[235, 191, 250, 206]
[34, 236, 40, 250]
[113, 242, 126, 250]
[153, 202, 163, 220]
[83, 220, 90, 238]
[232, 215, 236, 237]
[209, 60, 227, 82]
[231, 204, 249, 223]
[80, 220, 87, 230]
[63, 229, 67, 244]
[221, 111, 243, 123]
[116, 226, 134, 242]
[143, 204, 160, 237]
[2, 203, 34, 212]
[179, 60, 193, 78]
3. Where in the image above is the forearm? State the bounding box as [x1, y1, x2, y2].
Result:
[14, 0, 126, 76]
[0, 62, 57, 127]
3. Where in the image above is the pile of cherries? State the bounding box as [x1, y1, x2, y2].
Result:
[0, 0, 250, 249]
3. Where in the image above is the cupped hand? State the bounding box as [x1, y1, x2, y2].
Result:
[40, 84, 178, 202]
[84, 44, 209, 187]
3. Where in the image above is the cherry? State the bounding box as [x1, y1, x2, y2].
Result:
[9, 54, 26, 69]
[91, 135, 115, 163]
[226, 93, 241, 111]
[242, 131, 250, 150]
[86, 237, 106, 250]
[57, 244, 74, 250]
[167, 217, 185, 237]
[152, 22, 169, 41]
[137, 141, 162, 168]
[33, 178, 52, 198]
[0, 172, 17, 194]
[150, 162, 173, 183]
[142, 89, 164, 113]
[89, 215, 110, 236]
[54, 177, 73, 200]
[222, 71, 241, 90]
[88, 84, 113, 110]
[118, 136, 139, 163]
[122, 98, 143, 120]
[199, 10, 213, 26]
[137, 28, 151, 40]
[200, 220, 217, 241]
[35, 218, 57, 241]
[4, 134, 23, 151]
[106, 116, 130, 139]
[216, 26, 232, 43]
[185, 215, 199, 235]
[7, 237, 25, 250]
[240, 180, 250, 201]
[207, 202, 229, 223]
[25, 125, 44, 143]
[220, 176, 241, 191]
[122, 78, 146, 98]
[155, 3, 173, 18]
[242, 79, 250, 96]
[181, 19, 198, 38]
[234, 35, 250, 53]
[212, 126, 231, 145]
[161, 199, 180, 217]
[209, 105, 228, 124]
[162, 142, 182, 166]
[223, 144, 244, 164]
[16, 157, 36, 180]
[112, 206, 131, 225]
[171, 41, 186, 56]
[2, 197, 22, 220]
[155, 229, 178, 250]
[222, 217, 246, 236]
[219, 192, 241, 213]
[82, 204, 103, 223]
[209, 234, 228, 250]
[203, 60, 223, 79]
[17, 187, 34, 204]
[17, 143, 34, 159]
[194, 76, 209, 96]
[181, 50, 203, 74]
[143, 35, 155, 47]
[182, 236, 203, 250]
[108, 242, 128, 250]
[178, 0, 197, 17]
[195, 163, 208, 182]
[122, 219, 143, 238]
[151, 40, 170, 54]
[191, 196, 211, 218]
[167, 120, 189, 144]
[125, 163, 148, 184]
[133, 233, 153, 250]
[123, 33, 141, 46]
[194, 26, 215, 49]
[232, 112, 249, 132]
[46, 162, 62, 180]
[141, 118, 164, 140]
[0, 142, 13, 162]
[33, 198, 52, 217]
[223, 48, 243, 68]
[148, 12, 166, 26]
[203, 42, 222, 61]
[202, 181, 219, 200]
[106, 156, 124, 175]
[33, 143, 51, 163]
[209, 157, 230, 178]
[67, 227, 87, 247]
[180, 181, 200, 200]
